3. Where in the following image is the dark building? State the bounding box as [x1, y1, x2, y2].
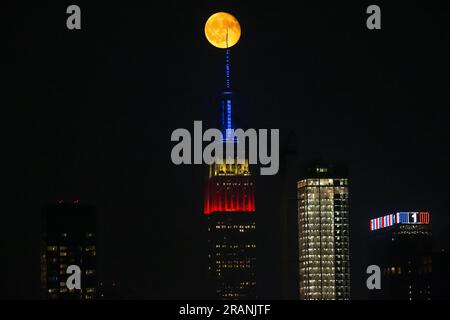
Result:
[41, 202, 97, 299]
[297, 164, 351, 300]
[368, 212, 432, 300]
[279, 132, 300, 299]
[203, 35, 257, 299]
[431, 249, 450, 300]
[97, 282, 123, 300]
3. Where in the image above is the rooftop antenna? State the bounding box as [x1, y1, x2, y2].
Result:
[224, 28, 233, 141]
[225, 28, 231, 89]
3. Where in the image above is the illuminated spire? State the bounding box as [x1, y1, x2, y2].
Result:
[225, 28, 231, 89]
[223, 28, 234, 141]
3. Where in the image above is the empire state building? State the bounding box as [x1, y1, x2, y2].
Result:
[203, 12, 257, 300]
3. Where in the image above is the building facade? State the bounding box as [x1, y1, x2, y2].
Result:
[368, 212, 432, 300]
[41, 202, 97, 299]
[205, 162, 257, 299]
[297, 165, 350, 300]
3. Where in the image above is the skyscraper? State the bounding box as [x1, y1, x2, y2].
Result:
[41, 202, 97, 299]
[368, 212, 432, 300]
[204, 37, 257, 299]
[297, 165, 350, 300]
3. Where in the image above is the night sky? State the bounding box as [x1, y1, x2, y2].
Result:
[4, 1, 450, 299]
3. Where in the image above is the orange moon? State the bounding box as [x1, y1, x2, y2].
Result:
[204, 12, 241, 49]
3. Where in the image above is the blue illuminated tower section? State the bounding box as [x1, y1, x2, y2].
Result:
[222, 48, 234, 141]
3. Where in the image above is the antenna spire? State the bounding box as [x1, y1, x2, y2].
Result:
[225, 28, 231, 89]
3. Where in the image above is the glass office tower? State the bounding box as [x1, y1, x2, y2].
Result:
[297, 165, 350, 300]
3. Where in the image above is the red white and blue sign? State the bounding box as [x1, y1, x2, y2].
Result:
[370, 212, 430, 231]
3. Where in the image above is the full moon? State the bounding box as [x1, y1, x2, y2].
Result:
[204, 12, 241, 49]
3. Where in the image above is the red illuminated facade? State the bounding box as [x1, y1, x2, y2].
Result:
[204, 176, 255, 214]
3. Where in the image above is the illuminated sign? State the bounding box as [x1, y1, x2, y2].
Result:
[370, 212, 430, 231]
